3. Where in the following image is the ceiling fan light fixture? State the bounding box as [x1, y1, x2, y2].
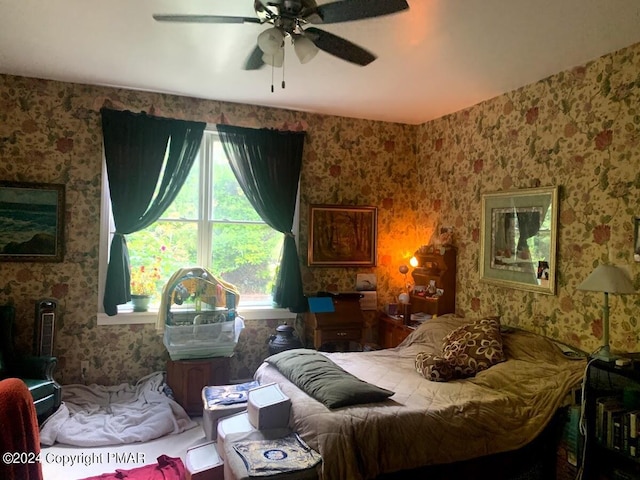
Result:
[294, 36, 319, 64]
[257, 27, 284, 55]
[262, 49, 284, 68]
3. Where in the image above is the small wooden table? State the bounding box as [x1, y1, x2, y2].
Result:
[378, 313, 414, 349]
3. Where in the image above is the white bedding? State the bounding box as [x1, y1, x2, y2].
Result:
[39, 372, 197, 447]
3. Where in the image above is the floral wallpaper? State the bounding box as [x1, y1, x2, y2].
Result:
[0, 76, 417, 385]
[417, 42, 640, 355]
[0, 40, 639, 386]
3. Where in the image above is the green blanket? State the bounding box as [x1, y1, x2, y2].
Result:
[265, 349, 394, 409]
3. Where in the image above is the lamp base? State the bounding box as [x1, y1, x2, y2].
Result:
[591, 345, 618, 362]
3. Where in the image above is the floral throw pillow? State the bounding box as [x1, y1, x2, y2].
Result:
[442, 316, 505, 379]
[415, 352, 455, 382]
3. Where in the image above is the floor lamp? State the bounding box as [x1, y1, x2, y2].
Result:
[577, 264, 636, 361]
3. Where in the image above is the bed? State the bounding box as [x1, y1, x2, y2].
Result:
[254, 314, 586, 480]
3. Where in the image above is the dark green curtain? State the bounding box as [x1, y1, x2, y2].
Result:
[216, 124, 306, 312]
[516, 211, 541, 252]
[101, 108, 205, 316]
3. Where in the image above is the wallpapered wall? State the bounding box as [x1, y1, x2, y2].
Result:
[416, 42, 640, 354]
[1, 41, 639, 385]
[0, 75, 419, 385]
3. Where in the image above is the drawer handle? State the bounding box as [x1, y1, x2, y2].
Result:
[337, 332, 347, 336]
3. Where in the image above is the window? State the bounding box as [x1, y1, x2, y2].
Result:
[98, 129, 299, 321]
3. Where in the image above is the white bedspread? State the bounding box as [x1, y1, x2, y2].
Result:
[39, 372, 198, 447]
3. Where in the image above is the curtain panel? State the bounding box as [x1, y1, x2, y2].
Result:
[101, 108, 205, 316]
[216, 124, 306, 312]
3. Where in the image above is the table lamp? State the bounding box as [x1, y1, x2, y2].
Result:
[577, 264, 636, 361]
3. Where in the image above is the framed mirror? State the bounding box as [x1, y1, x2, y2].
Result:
[479, 186, 558, 295]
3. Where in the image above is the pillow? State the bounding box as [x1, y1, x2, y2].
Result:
[415, 316, 505, 382]
[442, 316, 505, 379]
[265, 349, 394, 408]
[415, 352, 454, 382]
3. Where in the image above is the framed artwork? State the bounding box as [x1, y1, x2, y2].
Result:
[479, 186, 558, 294]
[634, 216, 640, 263]
[0, 181, 65, 262]
[308, 204, 377, 267]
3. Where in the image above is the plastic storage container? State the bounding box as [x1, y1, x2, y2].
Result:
[164, 315, 244, 360]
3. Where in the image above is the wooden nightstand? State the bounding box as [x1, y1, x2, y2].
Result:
[304, 292, 364, 351]
[378, 313, 414, 348]
[166, 357, 230, 416]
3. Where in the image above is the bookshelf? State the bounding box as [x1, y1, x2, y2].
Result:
[584, 357, 640, 479]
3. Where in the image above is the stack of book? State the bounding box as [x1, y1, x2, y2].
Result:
[596, 395, 640, 456]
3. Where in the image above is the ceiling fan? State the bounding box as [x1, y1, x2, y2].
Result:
[153, 0, 410, 70]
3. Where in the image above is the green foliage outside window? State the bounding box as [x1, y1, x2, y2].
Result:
[127, 137, 283, 306]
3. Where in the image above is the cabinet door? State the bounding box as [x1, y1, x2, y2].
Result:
[393, 326, 411, 346]
[167, 358, 230, 416]
[380, 326, 394, 349]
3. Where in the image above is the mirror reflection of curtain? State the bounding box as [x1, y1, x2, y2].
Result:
[492, 211, 515, 255]
[516, 211, 541, 253]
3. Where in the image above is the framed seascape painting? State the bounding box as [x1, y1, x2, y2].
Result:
[479, 186, 558, 295]
[308, 204, 377, 267]
[0, 181, 65, 262]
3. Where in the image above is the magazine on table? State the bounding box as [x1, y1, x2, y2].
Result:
[203, 380, 259, 408]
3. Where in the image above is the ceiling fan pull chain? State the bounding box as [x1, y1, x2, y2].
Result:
[271, 61, 275, 93]
[282, 49, 286, 89]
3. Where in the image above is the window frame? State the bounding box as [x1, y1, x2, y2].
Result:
[97, 127, 299, 325]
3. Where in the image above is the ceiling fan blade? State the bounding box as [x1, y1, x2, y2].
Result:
[244, 45, 266, 70]
[152, 14, 261, 24]
[305, 27, 376, 66]
[312, 0, 409, 24]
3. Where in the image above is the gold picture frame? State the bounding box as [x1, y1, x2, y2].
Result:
[479, 186, 558, 294]
[308, 204, 377, 267]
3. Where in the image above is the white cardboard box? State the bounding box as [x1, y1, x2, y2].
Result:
[247, 382, 291, 430]
[202, 403, 248, 441]
[185, 441, 224, 480]
[216, 411, 256, 461]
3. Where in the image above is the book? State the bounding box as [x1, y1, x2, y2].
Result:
[613, 411, 624, 451]
[596, 396, 623, 445]
[606, 404, 626, 449]
[203, 381, 259, 408]
[628, 410, 640, 457]
[232, 433, 321, 476]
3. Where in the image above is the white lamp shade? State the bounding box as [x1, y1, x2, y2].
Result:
[577, 265, 635, 294]
[262, 49, 284, 67]
[294, 36, 318, 64]
[257, 27, 284, 55]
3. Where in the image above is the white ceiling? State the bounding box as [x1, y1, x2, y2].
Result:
[1, 0, 639, 125]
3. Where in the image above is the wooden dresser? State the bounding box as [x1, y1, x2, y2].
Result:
[304, 292, 364, 351]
